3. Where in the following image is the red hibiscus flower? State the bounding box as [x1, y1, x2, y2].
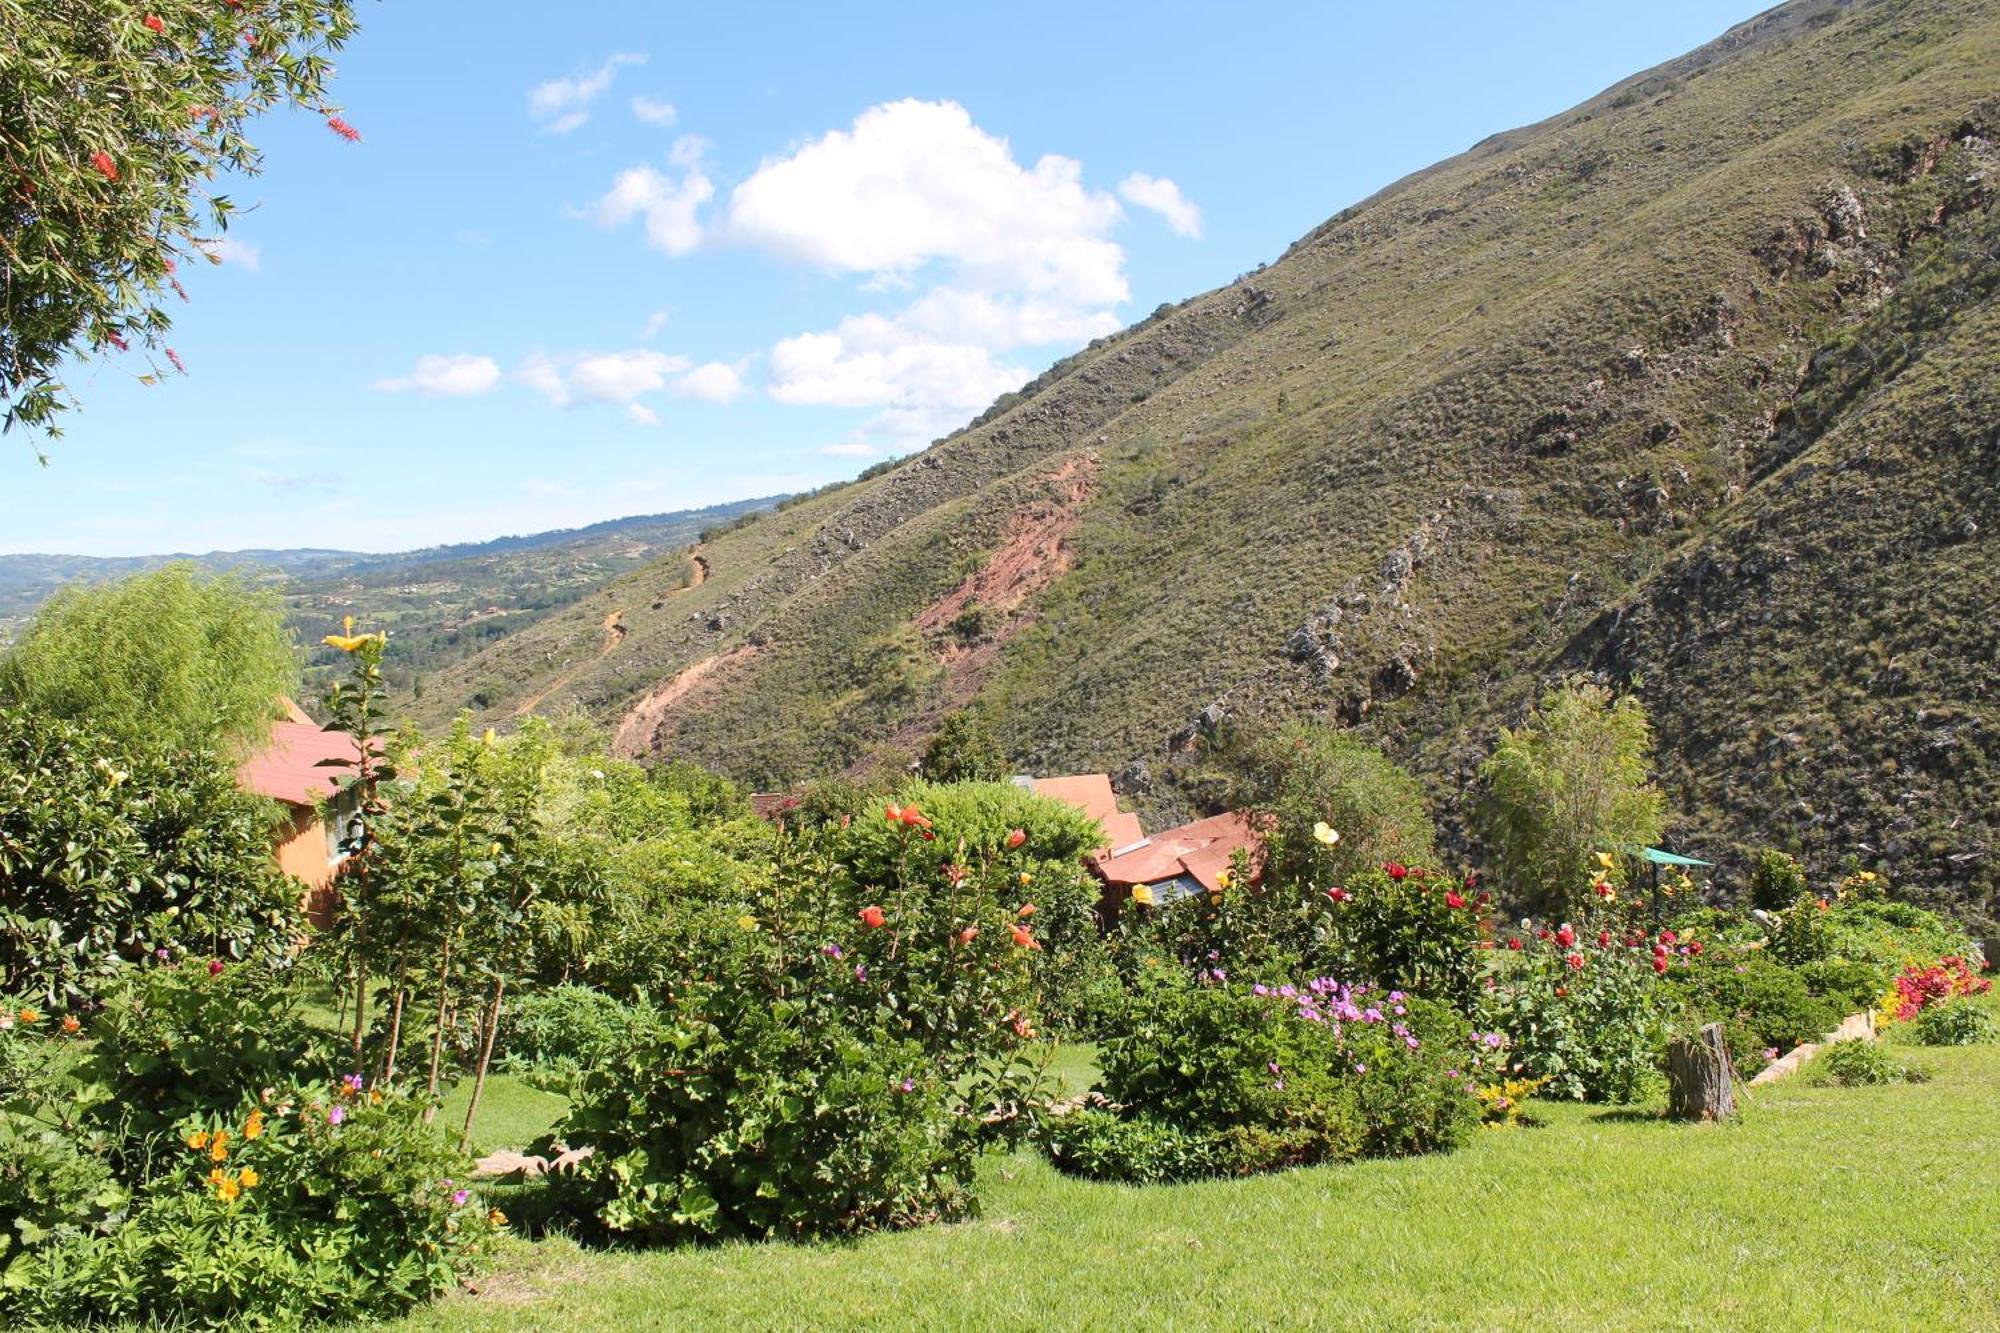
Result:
[143, 14, 164, 33]
[1445, 890, 1466, 909]
[858, 905, 886, 929]
[1005, 828, 1027, 849]
[1506, 936, 1523, 951]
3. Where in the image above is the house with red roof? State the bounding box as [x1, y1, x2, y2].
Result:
[1010, 773, 1146, 851]
[1089, 810, 1265, 924]
[234, 699, 364, 922]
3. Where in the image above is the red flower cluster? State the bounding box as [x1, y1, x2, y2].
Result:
[1444, 890, 1467, 910]
[1383, 862, 1408, 881]
[90, 151, 119, 182]
[1890, 956, 1990, 1021]
[326, 116, 362, 143]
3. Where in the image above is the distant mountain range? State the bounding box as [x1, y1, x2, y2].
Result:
[0, 497, 781, 692]
[408, 0, 2000, 929]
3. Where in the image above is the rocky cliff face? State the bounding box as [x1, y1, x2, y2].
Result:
[421, 0, 2000, 928]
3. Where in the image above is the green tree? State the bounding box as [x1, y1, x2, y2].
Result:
[1477, 678, 1666, 915]
[919, 710, 1007, 783]
[1245, 722, 1437, 887]
[2, 0, 359, 443]
[0, 563, 298, 752]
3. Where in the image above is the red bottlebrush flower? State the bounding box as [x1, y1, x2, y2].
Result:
[884, 804, 902, 825]
[1598, 929, 1612, 948]
[1565, 952, 1584, 971]
[1010, 925, 1039, 950]
[1652, 955, 1669, 975]
[1326, 887, 1350, 903]
[326, 116, 362, 143]
[1016, 902, 1036, 919]
[144, 13, 164, 32]
[1384, 862, 1408, 881]
[1555, 923, 1576, 949]
[1506, 936, 1523, 951]
[165, 347, 187, 374]
[207, 960, 225, 976]
[1004, 828, 1027, 849]
[1445, 890, 1466, 909]
[90, 151, 119, 182]
[104, 330, 130, 352]
[858, 905, 885, 929]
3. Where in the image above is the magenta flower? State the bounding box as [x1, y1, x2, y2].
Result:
[328, 1105, 345, 1125]
[1354, 1063, 1367, 1074]
[822, 942, 843, 959]
[854, 963, 867, 982]
[453, 1188, 470, 1206]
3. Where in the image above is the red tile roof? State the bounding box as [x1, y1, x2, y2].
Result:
[1091, 811, 1263, 894]
[1027, 773, 1146, 851]
[236, 719, 364, 808]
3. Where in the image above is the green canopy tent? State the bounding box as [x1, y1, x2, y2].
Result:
[1621, 845, 1714, 924]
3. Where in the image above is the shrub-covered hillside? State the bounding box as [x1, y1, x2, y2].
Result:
[415, 0, 2000, 926]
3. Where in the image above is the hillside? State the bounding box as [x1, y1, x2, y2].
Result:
[0, 497, 777, 692]
[417, 0, 1999, 928]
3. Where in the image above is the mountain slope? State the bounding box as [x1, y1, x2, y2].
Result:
[420, 0, 1999, 925]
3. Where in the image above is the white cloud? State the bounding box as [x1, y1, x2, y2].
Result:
[201, 236, 262, 271]
[517, 350, 745, 414]
[1117, 172, 1203, 239]
[373, 353, 502, 396]
[769, 318, 1029, 446]
[725, 99, 1128, 305]
[592, 139, 714, 255]
[675, 362, 745, 404]
[529, 52, 644, 134]
[630, 95, 678, 127]
[821, 442, 880, 459]
[639, 308, 671, 339]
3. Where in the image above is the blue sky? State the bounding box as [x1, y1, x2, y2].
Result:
[4, 1, 1770, 556]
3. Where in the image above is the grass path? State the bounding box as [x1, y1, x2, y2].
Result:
[403, 1032, 2000, 1331]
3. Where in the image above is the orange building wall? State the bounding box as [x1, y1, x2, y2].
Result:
[273, 802, 340, 925]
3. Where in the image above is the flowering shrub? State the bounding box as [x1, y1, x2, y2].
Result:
[1880, 956, 1991, 1024]
[550, 812, 1048, 1244]
[1478, 917, 1675, 1102]
[1475, 1074, 1548, 1128]
[1315, 864, 1486, 1010]
[1749, 849, 1809, 911]
[1907, 999, 1997, 1046]
[1662, 952, 1853, 1071]
[1042, 970, 1475, 1182]
[12, 1080, 491, 1327]
[0, 706, 300, 1005]
[1766, 892, 1835, 966]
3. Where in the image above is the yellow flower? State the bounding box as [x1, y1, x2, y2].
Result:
[1596, 851, 1616, 871]
[209, 1129, 230, 1162]
[1018, 872, 1033, 887]
[205, 1168, 225, 1188]
[1131, 884, 1155, 907]
[238, 1168, 259, 1190]
[369, 1088, 382, 1105]
[481, 728, 497, 746]
[736, 914, 759, 931]
[242, 1110, 264, 1141]
[217, 1175, 241, 1204]
[1312, 822, 1340, 846]
[16, 1008, 37, 1025]
[1216, 869, 1233, 891]
[186, 1129, 211, 1152]
[487, 1207, 509, 1228]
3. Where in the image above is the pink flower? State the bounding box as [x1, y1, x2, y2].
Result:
[328, 1105, 345, 1125]
[326, 116, 362, 143]
[452, 1188, 470, 1206]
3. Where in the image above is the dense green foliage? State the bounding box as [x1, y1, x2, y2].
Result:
[1813, 1039, 1929, 1088]
[1908, 999, 1997, 1047]
[0, 564, 298, 752]
[0, 705, 298, 1004]
[1477, 680, 1666, 915]
[1244, 724, 1437, 889]
[1, 0, 357, 440]
[918, 710, 1007, 782]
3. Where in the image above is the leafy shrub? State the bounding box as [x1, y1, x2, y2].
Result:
[1243, 724, 1437, 889]
[497, 985, 651, 1091]
[0, 707, 301, 1005]
[1476, 679, 1665, 916]
[1479, 917, 1674, 1102]
[1907, 999, 1998, 1047]
[1749, 849, 1808, 911]
[1317, 865, 1485, 1010]
[1767, 893, 1834, 966]
[84, 962, 332, 1152]
[1881, 956, 1991, 1023]
[1812, 1039, 1929, 1087]
[15, 1082, 491, 1327]
[1044, 971, 1475, 1182]
[1793, 958, 1885, 1016]
[919, 710, 1007, 782]
[1825, 900, 1975, 974]
[1664, 953, 1839, 1070]
[1474, 1075, 1548, 1128]
[551, 816, 1046, 1244]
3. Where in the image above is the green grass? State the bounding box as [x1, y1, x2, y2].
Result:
[401, 1036, 2000, 1331]
[436, 1073, 569, 1157]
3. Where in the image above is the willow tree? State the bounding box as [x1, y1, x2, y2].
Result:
[1478, 678, 1666, 915]
[2, 0, 359, 446]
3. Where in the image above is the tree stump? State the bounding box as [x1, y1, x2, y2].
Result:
[1667, 1022, 1737, 1121]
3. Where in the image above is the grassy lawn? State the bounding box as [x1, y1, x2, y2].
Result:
[437, 1073, 570, 1158]
[401, 1028, 2000, 1331]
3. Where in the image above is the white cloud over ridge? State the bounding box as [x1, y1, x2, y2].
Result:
[518, 350, 746, 414]
[373, 353, 502, 396]
[529, 53, 644, 134]
[1118, 172, 1203, 238]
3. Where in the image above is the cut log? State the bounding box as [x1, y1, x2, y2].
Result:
[1667, 1022, 1737, 1121]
